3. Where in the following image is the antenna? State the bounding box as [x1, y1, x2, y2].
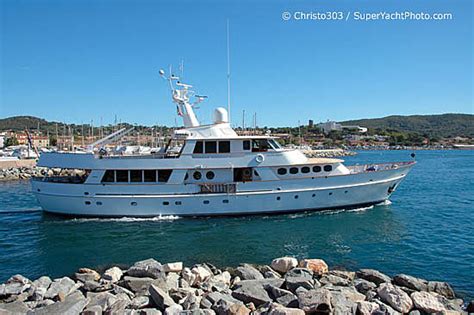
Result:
[226, 19, 231, 122]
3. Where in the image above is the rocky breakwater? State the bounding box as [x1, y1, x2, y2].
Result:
[0, 167, 84, 181]
[0, 257, 471, 314]
[303, 149, 356, 159]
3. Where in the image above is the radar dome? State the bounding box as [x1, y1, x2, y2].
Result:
[213, 107, 229, 124]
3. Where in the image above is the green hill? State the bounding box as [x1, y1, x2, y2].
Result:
[341, 114, 474, 138]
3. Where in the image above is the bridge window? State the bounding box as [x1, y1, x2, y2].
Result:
[277, 168, 287, 175]
[116, 170, 129, 182]
[205, 141, 217, 153]
[289, 167, 299, 174]
[193, 141, 203, 154]
[324, 165, 333, 172]
[144, 170, 157, 182]
[130, 170, 142, 182]
[243, 140, 250, 151]
[158, 170, 173, 182]
[102, 170, 115, 183]
[219, 141, 231, 153]
[252, 139, 269, 152]
[313, 166, 322, 173]
[301, 166, 310, 174]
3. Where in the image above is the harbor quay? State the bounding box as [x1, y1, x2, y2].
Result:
[0, 257, 471, 314]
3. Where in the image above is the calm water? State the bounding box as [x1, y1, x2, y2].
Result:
[0, 150, 473, 298]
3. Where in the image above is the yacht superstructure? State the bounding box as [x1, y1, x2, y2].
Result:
[32, 71, 415, 217]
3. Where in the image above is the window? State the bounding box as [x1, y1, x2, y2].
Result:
[193, 141, 203, 154]
[301, 166, 310, 174]
[131, 202, 137, 206]
[206, 171, 215, 180]
[203, 200, 210, 204]
[193, 171, 202, 180]
[223, 199, 229, 204]
[268, 139, 282, 149]
[163, 201, 169, 205]
[175, 201, 182, 205]
[243, 140, 250, 150]
[219, 141, 230, 153]
[96, 201, 102, 205]
[130, 170, 142, 182]
[85, 201, 91, 205]
[290, 167, 299, 174]
[158, 170, 172, 182]
[313, 166, 322, 173]
[116, 170, 129, 182]
[205, 141, 217, 153]
[102, 170, 115, 183]
[324, 165, 333, 172]
[277, 168, 287, 175]
[252, 139, 269, 152]
[144, 170, 157, 182]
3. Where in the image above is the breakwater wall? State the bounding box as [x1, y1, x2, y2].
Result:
[0, 257, 471, 314]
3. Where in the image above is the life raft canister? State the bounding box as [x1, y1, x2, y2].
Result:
[255, 154, 264, 163]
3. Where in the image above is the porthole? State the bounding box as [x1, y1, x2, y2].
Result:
[301, 166, 310, 174]
[131, 202, 137, 206]
[175, 201, 182, 205]
[163, 201, 169, 206]
[96, 201, 102, 205]
[329, 192, 333, 196]
[37, 189, 41, 192]
[203, 200, 210, 204]
[223, 199, 229, 204]
[206, 171, 215, 180]
[193, 171, 202, 180]
[324, 165, 333, 172]
[294, 195, 299, 199]
[344, 190, 348, 194]
[85, 201, 91, 205]
[276, 196, 281, 200]
[313, 166, 322, 173]
[312, 194, 316, 197]
[277, 168, 287, 175]
[84, 192, 89, 195]
[289, 167, 298, 174]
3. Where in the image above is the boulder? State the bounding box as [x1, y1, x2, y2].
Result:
[121, 276, 156, 293]
[32, 276, 52, 291]
[75, 267, 101, 283]
[231, 280, 273, 306]
[356, 269, 391, 286]
[235, 264, 263, 280]
[329, 270, 355, 281]
[82, 305, 103, 315]
[127, 258, 163, 279]
[377, 283, 413, 313]
[410, 291, 445, 313]
[298, 259, 328, 276]
[32, 290, 88, 315]
[264, 284, 298, 307]
[44, 276, 77, 299]
[164, 303, 184, 315]
[319, 274, 351, 287]
[297, 288, 332, 313]
[372, 299, 402, 315]
[427, 281, 455, 299]
[258, 266, 282, 279]
[129, 295, 151, 309]
[138, 309, 163, 315]
[163, 262, 184, 273]
[105, 299, 129, 314]
[284, 268, 316, 292]
[354, 278, 376, 294]
[149, 284, 176, 310]
[356, 301, 380, 315]
[0, 301, 30, 314]
[267, 303, 305, 315]
[192, 266, 213, 285]
[3, 275, 32, 296]
[212, 298, 251, 315]
[467, 300, 474, 313]
[326, 286, 365, 314]
[271, 257, 298, 274]
[103, 266, 123, 283]
[86, 291, 118, 311]
[392, 274, 428, 292]
[182, 268, 197, 286]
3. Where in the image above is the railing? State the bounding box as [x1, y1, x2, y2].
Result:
[347, 161, 414, 174]
[199, 183, 236, 194]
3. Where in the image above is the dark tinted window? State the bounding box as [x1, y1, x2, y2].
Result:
[130, 170, 142, 182]
[289, 167, 299, 174]
[116, 170, 129, 182]
[144, 170, 157, 182]
[205, 141, 217, 153]
[102, 170, 115, 182]
[193, 171, 202, 180]
[158, 170, 172, 182]
[313, 166, 322, 173]
[193, 141, 203, 154]
[301, 166, 310, 174]
[324, 165, 333, 172]
[243, 140, 250, 150]
[277, 168, 287, 175]
[219, 141, 230, 153]
[206, 171, 215, 180]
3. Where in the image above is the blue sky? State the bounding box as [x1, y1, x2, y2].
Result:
[1, 0, 472, 127]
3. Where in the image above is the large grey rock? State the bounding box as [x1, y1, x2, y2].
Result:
[235, 264, 263, 280]
[264, 284, 298, 308]
[231, 280, 273, 306]
[181, 292, 201, 310]
[410, 291, 445, 313]
[267, 303, 305, 315]
[74, 268, 101, 283]
[182, 268, 197, 287]
[30, 291, 88, 315]
[82, 304, 103, 315]
[393, 274, 428, 292]
[319, 274, 351, 287]
[356, 269, 391, 285]
[121, 276, 156, 293]
[129, 295, 151, 309]
[164, 303, 184, 315]
[297, 288, 332, 313]
[149, 284, 176, 310]
[212, 298, 251, 315]
[271, 257, 298, 274]
[0, 301, 30, 314]
[191, 266, 213, 285]
[3, 275, 31, 296]
[427, 281, 455, 299]
[165, 272, 180, 290]
[356, 301, 380, 315]
[44, 276, 77, 299]
[284, 268, 316, 292]
[163, 262, 183, 273]
[258, 266, 282, 279]
[103, 266, 123, 283]
[354, 278, 376, 294]
[372, 300, 402, 315]
[326, 286, 365, 314]
[202, 291, 242, 307]
[127, 258, 163, 279]
[32, 276, 52, 291]
[329, 270, 355, 281]
[86, 291, 118, 311]
[377, 283, 413, 313]
[105, 299, 129, 314]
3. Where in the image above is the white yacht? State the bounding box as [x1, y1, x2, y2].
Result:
[32, 71, 415, 217]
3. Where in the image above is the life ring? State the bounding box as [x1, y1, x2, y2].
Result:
[255, 154, 264, 163]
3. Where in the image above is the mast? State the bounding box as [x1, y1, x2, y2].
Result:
[227, 19, 231, 123]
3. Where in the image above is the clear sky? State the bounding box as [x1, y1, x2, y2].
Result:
[1, 0, 472, 127]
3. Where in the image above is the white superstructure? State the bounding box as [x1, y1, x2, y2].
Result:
[32, 71, 415, 217]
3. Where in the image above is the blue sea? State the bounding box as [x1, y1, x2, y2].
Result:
[0, 150, 473, 298]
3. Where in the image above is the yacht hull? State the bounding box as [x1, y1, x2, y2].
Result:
[32, 165, 412, 217]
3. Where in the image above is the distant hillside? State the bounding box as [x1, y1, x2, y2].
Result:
[341, 114, 474, 138]
[0, 116, 52, 132]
